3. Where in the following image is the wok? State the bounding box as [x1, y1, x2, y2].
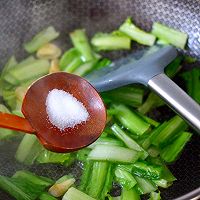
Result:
[0, 0, 199, 199]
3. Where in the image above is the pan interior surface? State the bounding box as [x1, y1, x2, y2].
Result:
[0, 0, 200, 199]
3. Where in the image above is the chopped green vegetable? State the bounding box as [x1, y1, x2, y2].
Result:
[151, 115, 188, 147]
[24, 26, 59, 53]
[91, 33, 131, 51]
[119, 17, 156, 46]
[100, 164, 114, 200]
[115, 167, 137, 189]
[73, 60, 97, 76]
[36, 149, 73, 164]
[181, 68, 200, 104]
[111, 123, 148, 159]
[132, 161, 163, 180]
[134, 176, 157, 194]
[112, 104, 151, 135]
[121, 187, 140, 200]
[59, 48, 83, 72]
[78, 161, 93, 191]
[86, 161, 109, 199]
[39, 192, 58, 200]
[88, 145, 141, 163]
[184, 55, 197, 63]
[88, 137, 124, 149]
[160, 131, 192, 163]
[6, 59, 50, 84]
[15, 135, 43, 165]
[152, 22, 188, 49]
[149, 191, 161, 200]
[0, 171, 53, 200]
[70, 29, 94, 61]
[62, 187, 96, 200]
[101, 86, 144, 107]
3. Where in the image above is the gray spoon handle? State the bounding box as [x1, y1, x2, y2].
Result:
[148, 73, 200, 133]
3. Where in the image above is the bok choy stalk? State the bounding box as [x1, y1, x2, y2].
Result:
[150, 115, 188, 147]
[70, 29, 94, 62]
[111, 123, 148, 159]
[24, 26, 59, 53]
[119, 17, 156, 46]
[0, 170, 54, 200]
[86, 161, 109, 199]
[160, 131, 192, 163]
[91, 33, 131, 51]
[112, 104, 151, 135]
[59, 48, 83, 72]
[115, 167, 137, 189]
[101, 86, 144, 108]
[88, 145, 141, 163]
[62, 187, 96, 200]
[181, 68, 200, 104]
[132, 161, 163, 180]
[121, 187, 140, 200]
[152, 22, 188, 49]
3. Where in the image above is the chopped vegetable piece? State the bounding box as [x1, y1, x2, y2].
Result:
[0, 171, 53, 200]
[91, 33, 131, 51]
[59, 48, 83, 72]
[86, 161, 109, 198]
[160, 131, 192, 163]
[101, 86, 144, 107]
[134, 176, 157, 194]
[149, 191, 161, 200]
[36, 43, 61, 59]
[121, 187, 140, 200]
[0, 175, 32, 200]
[88, 137, 124, 149]
[92, 58, 112, 70]
[78, 161, 93, 191]
[119, 17, 156, 46]
[36, 149, 73, 164]
[153, 179, 172, 188]
[39, 192, 58, 200]
[111, 124, 148, 159]
[152, 22, 188, 49]
[24, 26, 59, 53]
[15, 135, 43, 165]
[132, 161, 163, 180]
[12, 170, 54, 187]
[0, 56, 17, 94]
[73, 60, 97, 76]
[7, 59, 50, 84]
[62, 187, 96, 200]
[100, 164, 114, 200]
[88, 145, 141, 163]
[113, 104, 151, 135]
[70, 29, 94, 61]
[49, 59, 60, 73]
[115, 167, 137, 189]
[184, 55, 197, 63]
[49, 177, 75, 197]
[181, 68, 200, 104]
[151, 115, 188, 147]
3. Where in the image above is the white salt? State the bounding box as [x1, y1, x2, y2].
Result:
[46, 89, 89, 130]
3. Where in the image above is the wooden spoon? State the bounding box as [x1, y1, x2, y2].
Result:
[0, 72, 106, 153]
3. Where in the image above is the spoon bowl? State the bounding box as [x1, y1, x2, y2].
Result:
[22, 72, 106, 152]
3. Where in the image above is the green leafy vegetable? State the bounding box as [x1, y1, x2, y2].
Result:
[152, 22, 188, 49]
[119, 17, 156, 46]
